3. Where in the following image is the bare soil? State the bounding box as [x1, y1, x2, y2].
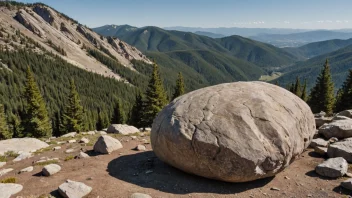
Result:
[1, 134, 351, 198]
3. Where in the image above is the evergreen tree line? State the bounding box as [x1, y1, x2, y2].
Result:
[286, 59, 352, 115]
[0, 49, 186, 139]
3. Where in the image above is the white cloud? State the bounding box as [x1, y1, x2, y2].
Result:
[325, 20, 333, 23]
[284, 21, 290, 24]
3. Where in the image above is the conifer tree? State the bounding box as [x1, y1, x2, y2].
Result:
[335, 70, 352, 112]
[294, 77, 302, 97]
[129, 92, 145, 128]
[62, 79, 84, 132]
[96, 109, 108, 130]
[111, 99, 125, 124]
[0, 104, 11, 140]
[22, 67, 52, 137]
[301, 79, 308, 102]
[308, 59, 335, 115]
[144, 63, 168, 127]
[9, 113, 21, 138]
[172, 72, 185, 100]
[289, 83, 295, 93]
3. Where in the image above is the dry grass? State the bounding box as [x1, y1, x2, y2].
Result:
[34, 159, 59, 166]
[1, 177, 17, 183]
[64, 155, 74, 161]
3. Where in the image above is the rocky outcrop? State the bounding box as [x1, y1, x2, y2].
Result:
[0, 183, 23, 198]
[13, 152, 32, 162]
[0, 138, 49, 155]
[151, 82, 315, 182]
[107, 124, 139, 135]
[318, 119, 352, 139]
[58, 180, 92, 198]
[76, 25, 98, 46]
[327, 138, 352, 162]
[93, 135, 123, 154]
[315, 157, 348, 178]
[14, 9, 45, 38]
[32, 5, 58, 29]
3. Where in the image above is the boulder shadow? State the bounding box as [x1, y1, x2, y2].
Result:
[107, 151, 274, 195]
[332, 185, 351, 195]
[305, 170, 337, 180]
[307, 151, 326, 159]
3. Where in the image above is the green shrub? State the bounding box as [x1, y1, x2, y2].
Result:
[1, 177, 17, 183]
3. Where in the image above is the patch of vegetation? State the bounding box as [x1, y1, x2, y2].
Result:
[34, 159, 59, 166]
[4, 151, 19, 158]
[64, 155, 74, 161]
[0, 155, 6, 162]
[1, 177, 17, 183]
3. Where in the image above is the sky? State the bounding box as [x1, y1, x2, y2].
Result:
[18, 0, 352, 29]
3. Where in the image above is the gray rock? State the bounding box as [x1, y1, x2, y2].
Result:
[98, 131, 107, 135]
[67, 139, 76, 143]
[337, 110, 352, 118]
[315, 111, 326, 118]
[0, 162, 6, 168]
[341, 178, 352, 190]
[58, 180, 92, 198]
[309, 138, 329, 148]
[61, 132, 77, 138]
[151, 82, 315, 182]
[314, 146, 328, 155]
[42, 164, 61, 176]
[93, 135, 123, 154]
[315, 117, 332, 128]
[19, 166, 33, 173]
[13, 152, 32, 162]
[315, 157, 348, 178]
[135, 145, 146, 151]
[53, 146, 61, 151]
[327, 138, 352, 162]
[0, 183, 23, 198]
[107, 124, 139, 135]
[130, 193, 152, 198]
[87, 131, 95, 135]
[65, 149, 75, 154]
[318, 119, 352, 139]
[0, 138, 49, 155]
[332, 115, 351, 121]
[79, 137, 89, 144]
[0, 168, 13, 176]
[329, 137, 339, 143]
[76, 151, 90, 159]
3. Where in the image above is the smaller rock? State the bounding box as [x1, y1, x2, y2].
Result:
[131, 136, 137, 140]
[341, 178, 352, 190]
[270, 187, 280, 191]
[284, 176, 290, 180]
[76, 152, 90, 159]
[315, 111, 326, 118]
[65, 149, 75, 154]
[310, 138, 329, 148]
[13, 152, 32, 162]
[315, 117, 332, 128]
[135, 145, 146, 151]
[58, 180, 92, 198]
[337, 110, 352, 118]
[107, 124, 139, 135]
[87, 131, 95, 135]
[0, 162, 6, 168]
[0, 183, 23, 198]
[67, 139, 76, 143]
[57, 141, 65, 145]
[81, 132, 88, 135]
[98, 131, 107, 135]
[130, 193, 152, 198]
[346, 172, 352, 178]
[328, 137, 338, 143]
[333, 115, 351, 121]
[145, 170, 153, 174]
[19, 166, 34, 173]
[61, 132, 77, 138]
[315, 157, 348, 178]
[79, 137, 90, 144]
[42, 164, 61, 176]
[314, 146, 328, 155]
[93, 135, 123, 154]
[0, 168, 13, 176]
[53, 146, 61, 151]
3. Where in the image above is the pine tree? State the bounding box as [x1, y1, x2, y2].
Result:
[288, 83, 295, 93]
[111, 99, 125, 124]
[96, 109, 109, 130]
[335, 70, 352, 112]
[62, 79, 84, 133]
[22, 67, 52, 137]
[301, 79, 308, 102]
[9, 113, 21, 138]
[144, 64, 168, 127]
[294, 77, 302, 97]
[0, 104, 11, 140]
[308, 59, 335, 115]
[129, 92, 145, 128]
[172, 72, 185, 100]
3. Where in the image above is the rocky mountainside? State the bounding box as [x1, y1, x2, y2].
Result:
[0, 3, 151, 81]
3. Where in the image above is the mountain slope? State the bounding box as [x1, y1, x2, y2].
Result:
[250, 30, 352, 47]
[284, 38, 352, 59]
[276, 44, 352, 90]
[0, 3, 151, 82]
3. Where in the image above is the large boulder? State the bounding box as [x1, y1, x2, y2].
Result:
[0, 183, 23, 198]
[58, 180, 92, 198]
[151, 82, 315, 182]
[336, 110, 352, 118]
[327, 138, 352, 162]
[93, 135, 123, 154]
[315, 157, 348, 178]
[0, 138, 49, 155]
[318, 119, 352, 139]
[107, 124, 139, 135]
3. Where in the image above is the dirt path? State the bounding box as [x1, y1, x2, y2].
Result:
[0, 134, 350, 198]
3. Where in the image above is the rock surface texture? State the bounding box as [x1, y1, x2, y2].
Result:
[0, 183, 23, 198]
[0, 138, 49, 155]
[315, 157, 348, 178]
[151, 82, 315, 182]
[318, 119, 352, 139]
[93, 135, 123, 154]
[58, 180, 92, 198]
[107, 124, 139, 135]
[327, 138, 352, 162]
[42, 164, 61, 176]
